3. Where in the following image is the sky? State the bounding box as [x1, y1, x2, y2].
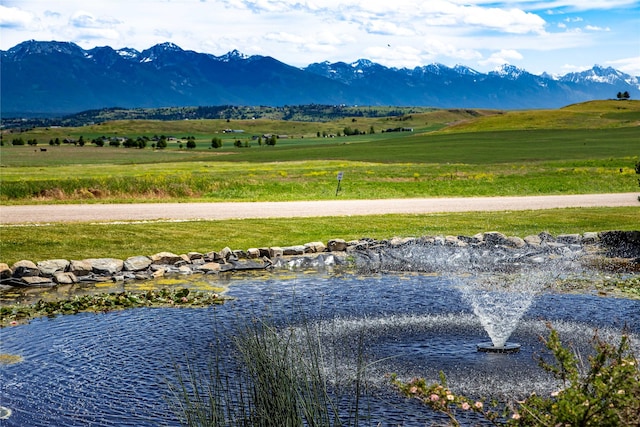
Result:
[1, 0, 639, 76]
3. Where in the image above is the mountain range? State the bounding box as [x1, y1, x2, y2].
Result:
[2, 40, 639, 117]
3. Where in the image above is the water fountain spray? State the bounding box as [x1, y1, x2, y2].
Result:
[353, 239, 561, 354]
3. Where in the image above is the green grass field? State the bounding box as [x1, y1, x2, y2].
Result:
[1, 101, 638, 203]
[0, 100, 638, 264]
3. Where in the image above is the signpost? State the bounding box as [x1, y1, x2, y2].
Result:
[336, 171, 343, 196]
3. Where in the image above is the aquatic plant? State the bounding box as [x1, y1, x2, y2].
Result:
[0, 288, 225, 327]
[167, 317, 370, 426]
[0, 353, 23, 365]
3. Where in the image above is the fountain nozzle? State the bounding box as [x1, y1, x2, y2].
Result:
[477, 342, 521, 353]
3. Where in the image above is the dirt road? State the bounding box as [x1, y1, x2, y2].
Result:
[1, 193, 637, 225]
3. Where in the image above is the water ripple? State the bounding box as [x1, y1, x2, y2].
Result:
[1, 272, 638, 426]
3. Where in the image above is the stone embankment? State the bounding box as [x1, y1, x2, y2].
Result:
[0, 230, 638, 288]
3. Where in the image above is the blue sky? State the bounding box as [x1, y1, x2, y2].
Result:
[1, 0, 638, 75]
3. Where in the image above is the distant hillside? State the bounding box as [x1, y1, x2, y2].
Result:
[437, 100, 640, 133]
[0, 105, 439, 130]
[2, 40, 639, 116]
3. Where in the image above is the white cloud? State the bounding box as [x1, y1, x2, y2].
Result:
[479, 49, 524, 67]
[364, 45, 423, 67]
[521, 0, 638, 11]
[363, 20, 415, 36]
[68, 11, 120, 41]
[460, 6, 546, 34]
[0, 5, 36, 28]
[606, 56, 640, 76]
[560, 63, 592, 72]
[265, 32, 306, 44]
[422, 38, 483, 61]
[584, 25, 610, 31]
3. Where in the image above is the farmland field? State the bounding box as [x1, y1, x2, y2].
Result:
[1, 100, 638, 204]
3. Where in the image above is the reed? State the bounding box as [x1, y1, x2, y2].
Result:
[167, 315, 370, 426]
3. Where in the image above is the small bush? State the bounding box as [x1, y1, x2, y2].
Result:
[392, 324, 640, 426]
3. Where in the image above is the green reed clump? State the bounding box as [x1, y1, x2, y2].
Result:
[167, 317, 370, 426]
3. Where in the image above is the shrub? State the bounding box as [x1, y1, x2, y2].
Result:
[513, 324, 640, 426]
[392, 324, 640, 426]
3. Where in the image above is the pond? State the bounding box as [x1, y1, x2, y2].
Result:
[1, 271, 639, 426]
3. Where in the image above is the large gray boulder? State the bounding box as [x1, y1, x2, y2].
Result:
[483, 232, 510, 246]
[37, 259, 70, 277]
[506, 236, 526, 248]
[524, 235, 542, 247]
[327, 239, 348, 252]
[0, 263, 12, 279]
[269, 247, 284, 257]
[124, 255, 152, 272]
[304, 241, 327, 253]
[283, 245, 305, 256]
[10, 260, 40, 278]
[69, 259, 93, 276]
[198, 262, 221, 273]
[84, 258, 124, 275]
[150, 252, 183, 265]
[20, 276, 55, 287]
[54, 272, 78, 285]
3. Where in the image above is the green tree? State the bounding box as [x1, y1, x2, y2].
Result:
[186, 139, 196, 149]
[156, 138, 167, 149]
[211, 137, 222, 149]
[78, 135, 85, 146]
[12, 138, 25, 146]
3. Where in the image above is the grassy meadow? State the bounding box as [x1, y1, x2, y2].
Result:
[1, 100, 639, 203]
[0, 100, 638, 264]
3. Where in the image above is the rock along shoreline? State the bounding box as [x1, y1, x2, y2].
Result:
[1, 230, 639, 289]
